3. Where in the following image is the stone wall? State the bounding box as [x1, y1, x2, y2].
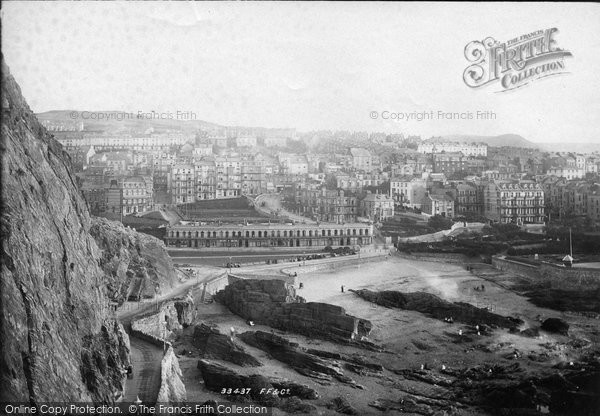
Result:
[395, 252, 470, 265]
[491, 256, 541, 280]
[491, 257, 600, 290]
[539, 262, 600, 290]
[131, 296, 193, 341]
[201, 273, 229, 300]
[131, 303, 181, 340]
[280, 253, 387, 276]
[230, 272, 297, 285]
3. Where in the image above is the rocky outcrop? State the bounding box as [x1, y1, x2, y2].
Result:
[90, 217, 179, 303]
[1, 60, 130, 402]
[368, 398, 436, 415]
[215, 279, 372, 342]
[385, 357, 600, 416]
[326, 397, 359, 415]
[216, 277, 303, 320]
[192, 323, 261, 367]
[157, 346, 186, 404]
[541, 318, 569, 336]
[238, 331, 361, 387]
[351, 289, 523, 329]
[173, 294, 195, 327]
[197, 359, 318, 409]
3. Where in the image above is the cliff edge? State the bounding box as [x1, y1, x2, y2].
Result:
[0, 59, 131, 403]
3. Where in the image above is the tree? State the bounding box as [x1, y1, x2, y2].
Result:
[427, 215, 453, 232]
[325, 174, 338, 189]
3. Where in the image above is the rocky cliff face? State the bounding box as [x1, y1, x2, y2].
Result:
[0, 60, 134, 403]
[90, 217, 179, 303]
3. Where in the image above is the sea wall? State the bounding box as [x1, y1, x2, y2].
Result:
[539, 262, 600, 290]
[280, 251, 388, 276]
[491, 256, 541, 280]
[491, 257, 600, 290]
[395, 252, 471, 265]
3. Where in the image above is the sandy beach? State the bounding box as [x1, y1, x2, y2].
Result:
[173, 255, 599, 415]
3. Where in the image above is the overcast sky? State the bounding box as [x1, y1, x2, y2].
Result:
[2, 2, 599, 143]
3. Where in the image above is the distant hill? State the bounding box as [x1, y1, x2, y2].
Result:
[35, 110, 297, 138]
[35, 110, 220, 133]
[431, 134, 542, 149]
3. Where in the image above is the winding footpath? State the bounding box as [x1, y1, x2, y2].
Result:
[251, 193, 317, 224]
[118, 269, 222, 405]
[122, 337, 163, 405]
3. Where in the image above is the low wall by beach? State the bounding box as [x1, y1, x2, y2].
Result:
[280, 251, 389, 276]
[395, 252, 471, 265]
[491, 256, 600, 289]
[539, 262, 600, 289]
[491, 256, 541, 280]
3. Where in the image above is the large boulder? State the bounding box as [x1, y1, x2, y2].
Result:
[541, 318, 569, 336]
[216, 279, 372, 342]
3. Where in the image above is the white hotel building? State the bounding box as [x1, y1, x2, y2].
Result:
[417, 142, 488, 157]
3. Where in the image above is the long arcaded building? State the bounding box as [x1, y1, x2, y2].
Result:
[164, 221, 374, 249]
